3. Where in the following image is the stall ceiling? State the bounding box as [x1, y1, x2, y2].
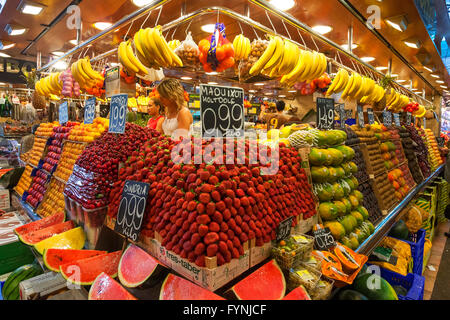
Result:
[0, 0, 448, 99]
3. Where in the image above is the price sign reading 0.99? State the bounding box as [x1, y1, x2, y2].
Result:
[393, 113, 401, 126]
[383, 111, 392, 127]
[367, 108, 375, 125]
[316, 97, 335, 129]
[59, 101, 68, 125]
[357, 105, 365, 127]
[84, 97, 96, 124]
[109, 94, 128, 134]
[200, 84, 244, 138]
[114, 180, 149, 242]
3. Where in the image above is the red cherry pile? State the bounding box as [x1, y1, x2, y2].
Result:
[107, 134, 316, 267]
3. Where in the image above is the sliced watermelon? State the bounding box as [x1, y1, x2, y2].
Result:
[118, 244, 168, 288]
[283, 286, 311, 300]
[89, 272, 137, 300]
[60, 250, 122, 286]
[34, 227, 85, 255]
[19, 221, 75, 245]
[43, 249, 107, 273]
[228, 259, 286, 300]
[14, 212, 65, 238]
[159, 274, 224, 300]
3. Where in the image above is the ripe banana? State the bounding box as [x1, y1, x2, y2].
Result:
[280, 49, 306, 84]
[298, 51, 314, 82]
[168, 39, 181, 51]
[249, 36, 278, 76]
[262, 36, 284, 73]
[119, 41, 139, 74]
[81, 58, 104, 81]
[125, 39, 149, 75]
[340, 73, 355, 100]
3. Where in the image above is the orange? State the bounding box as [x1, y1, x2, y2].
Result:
[215, 46, 225, 61]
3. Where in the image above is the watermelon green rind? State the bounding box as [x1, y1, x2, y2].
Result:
[337, 289, 369, 300]
[19, 221, 75, 246]
[60, 251, 122, 286]
[14, 212, 65, 238]
[159, 274, 224, 300]
[118, 244, 161, 288]
[88, 272, 137, 300]
[43, 249, 107, 273]
[2, 264, 43, 300]
[353, 273, 398, 300]
[230, 259, 286, 300]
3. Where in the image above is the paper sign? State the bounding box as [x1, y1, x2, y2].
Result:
[59, 101, 68, 125]
[109, 94, 128, 134]
[84, 97, 96, 124]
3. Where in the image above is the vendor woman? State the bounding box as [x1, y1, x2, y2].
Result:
[156, 78, 193, 140]
[146, 97, 165, 130]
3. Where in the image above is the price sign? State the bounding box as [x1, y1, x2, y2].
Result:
[313, 227, 336, 251]
[367, 108, 375, 125]
[200, 84, 244, 138]
[276, 216, 294, 242]
[84, 97, 96, 124]
[357, 105, 364, 127]
[59, 101, 68, 125]
[383, 111, 392, 127]
[114, 180, 149, 242]
[406, 112, 412, 125]
[316, 97, 335, 129]
[339, 104, 346, 129]
[109, 94, 128, 134]
[393, 113, 400, 126]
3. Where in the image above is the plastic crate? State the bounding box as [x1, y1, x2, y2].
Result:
[392, 229, 426, 276]
[379, 267, 425, 300]
[0, 281, 3, 300]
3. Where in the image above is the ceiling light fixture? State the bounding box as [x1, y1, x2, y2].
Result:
[0, 52, 11, 57]
[201, 24, 216, 33]
[431, 74, 440, 78]
[269, 0, 295, 11]
[396, 79, 406, 83]
[312, 25, 333, 35]
[376, 66, 388, 71]
[52, 51, 64, 56]
[265, 92, 273, 95]
[93, 22, 112, 31]
[180, 76, 192, 80]
[4, 24, 27, 36]
[205, 71, 218, 75]
[208, 81, 218, 85]
[436, 80, 445, 84]
[254, 83, 265, 86]
[390, 73, 398, 77]
[17, 1, 46, 15]
[403, 37, 422, 49]
[361, 56, 375, 63]
[69, 39, 78, 46]
[279, 95, 286, 98]
[132, 0, 153, 6]
[341, 43, 358, 51]
[288, 90, 297, 93]
[441, 85, 448, 89]
[0, 42, 15, 50]
[54, 60, 68, 70]
[423, 66, 434, 72]
[385, 15, 408, 32]
[249, 90, 257, 93]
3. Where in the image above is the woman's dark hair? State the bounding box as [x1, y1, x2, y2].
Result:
[276, 100, 286, 112]
[149, 97, 164, 115]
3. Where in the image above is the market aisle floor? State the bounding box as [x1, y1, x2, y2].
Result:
[423, 220, 450, 300]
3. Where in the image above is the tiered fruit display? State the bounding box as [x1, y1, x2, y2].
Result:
[421, 128, 444, 170]
[25, 169, 50, 209]
[36, 178, 65, 217]
[64, 123, 153, 209]
[67, 118, 108, 142]
[350, 125, 385, 176]
[54, 142, 87, 182]
[26, 136, 48, 167]
[388, 168, 412, 201]
[35, 122, 59, 137]
[14, 165, 33, 196]
[343, 127, 369, 184]
[42, 138, 63, 173]
[399, 126, 424, 184]
[404, 125, 431, 178]
[371, 172, 397, 210]
[357, 180, 383, 224]
[379, 141, 399, 170]
[107, 133, 316, 268]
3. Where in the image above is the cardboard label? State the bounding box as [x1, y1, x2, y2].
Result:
[84, 97, 96, 124]
[114, 180, 149, 242]
[313, 227, 336, 250]
[383, 110, 392, 126]
[316, 97, 335, 129]
[59, 101, 68, 125]
[357, 105, 364, 127]
[200, 84, 244, 138]
[393, 113, 400, 126]
[276, 216, 294, 242]
[109, 94, 128, 134]
[367, 108, 374, 125]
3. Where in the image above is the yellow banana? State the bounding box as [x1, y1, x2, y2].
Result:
[262, 36, 284, 73]
[297, 51, 314, 82]
[340, 73, 355, 100]
[81, 58, 104, 81]
[282, 49, 306, 83]
[334, 69, 350, 93]
[125, 40, 148, 75]
[119, 41, 139, 74]
[157, 28, 183, 67]
[134, 29, 154, 68]
[142, 28, 165, 67]
[233, 35, 242, 60]
[249, 36, 278, 76]
[325, 69, 342, 96]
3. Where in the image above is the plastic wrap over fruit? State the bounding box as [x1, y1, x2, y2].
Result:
[237, 39, 268, 81]
[174, 31, 200, 68]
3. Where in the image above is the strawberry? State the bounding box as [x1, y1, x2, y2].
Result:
[199, 193, 211, 204]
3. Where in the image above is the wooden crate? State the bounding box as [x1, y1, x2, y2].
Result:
[359, 142, 386, 177]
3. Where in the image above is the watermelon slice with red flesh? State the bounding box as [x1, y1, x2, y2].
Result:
[14, 212, 65, 238]
[60, 250, 122, 286]
[159, 274, 224, 300]
[283, 286, 311, 300]
[228, 259, 286, 300]
[89, 272, 137, 300]
[19, 221, 75, 245]
[43, 248, 107, 273]
[118, 244, 168, 288]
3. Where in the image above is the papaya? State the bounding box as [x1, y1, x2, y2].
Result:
[333, 245, 360, 273]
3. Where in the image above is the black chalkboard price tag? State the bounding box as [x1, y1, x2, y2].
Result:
[393, 113, 400, 126]
[357, 105, 364, 127]
[313, 227, 336, 250]
[367, 108, 375, 125]
[316, 97, 335, 129]
[383, 111, 392, 127]
[200, 84, 244, 138]
[406, 112, 412, 125]
[114, 180, 150, 242]
[339, 104, 346, 128]
[276, 216, 294, 242]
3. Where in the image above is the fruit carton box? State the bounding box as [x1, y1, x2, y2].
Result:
[154, 232, 250, 292]
[249, 240, 272, 268]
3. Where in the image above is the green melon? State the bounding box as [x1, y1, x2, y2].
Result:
[350, 211, 364, 226]
[353, 273, 398, 300]
[2, 264, 43, 300]
[356, 206, 370, 221]
[341, 198, 352, 214]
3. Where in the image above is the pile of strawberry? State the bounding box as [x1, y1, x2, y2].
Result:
[64, 123, 157, 209]
[107, 134, 316, 267]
